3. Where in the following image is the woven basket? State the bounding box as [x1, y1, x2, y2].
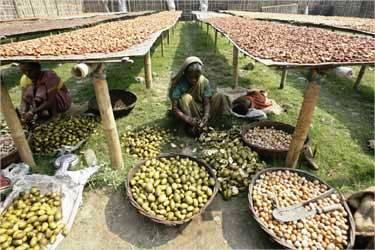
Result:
[0, 149, 20, 169]
[88, 89, 137, 119]
[241, 120, 310, 159]
[248, 167, 356, 249]
[125, 153, 219, 226]
[1, 133, 32, 168]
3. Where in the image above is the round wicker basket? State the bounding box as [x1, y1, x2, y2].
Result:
[248, 167, 356, 249]
[125, 153, 219, 226]
[241, 120, 310, 159]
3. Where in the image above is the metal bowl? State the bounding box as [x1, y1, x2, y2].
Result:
[88, 89, 137, 119]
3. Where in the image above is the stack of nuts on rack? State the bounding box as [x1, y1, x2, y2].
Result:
[0, 120, 17, 158]
[243, 127, 292, 151]
[31, 116, 97, 154]
[207, 16, 375, 64]
[129, 156, 216, 221]
[199, 127, 265, 200]
[0, 12, 180, 57]
[121, 127, 173, 159]
[0, 187, 68, 249]
[252, 170, 350, 250]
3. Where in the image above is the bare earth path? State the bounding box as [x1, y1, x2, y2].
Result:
[59, 190, 277, 250]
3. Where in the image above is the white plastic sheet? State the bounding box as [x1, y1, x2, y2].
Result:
[200, 0, 208, 11]
[118, 0, 128, 12]
[167, 0, 176, 10]
[0, 163, 99, 250]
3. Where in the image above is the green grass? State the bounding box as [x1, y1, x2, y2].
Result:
[1, 22, 374, 193]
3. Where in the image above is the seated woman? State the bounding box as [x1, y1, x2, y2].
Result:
[19, 62, 71, 123]
[169, 57, 229, 135]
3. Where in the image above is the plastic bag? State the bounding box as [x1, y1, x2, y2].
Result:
[0, 163, 99, 250]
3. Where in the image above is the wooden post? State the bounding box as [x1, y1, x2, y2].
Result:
[279, 67, 288, 89]
[0, 84, 35, 167]
[144, 51, 152, 89]
[232, 45, 239, 88]
[353, 65, 366, 91]
[167, 29, 170, 45]
[91, 64, 123, 169]
[206, 23, 209, 35]
[214, 30, 218, 54]
[160, 33, 164, 57]
[286, 69, 321, 168]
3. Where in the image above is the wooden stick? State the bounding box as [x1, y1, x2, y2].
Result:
[214, 30, 218, 54]
[232, 45, 239, 88]
[144, 51, 152, 89]
[279, 67, 288, 89]
[353, 65, 366, 91]
[160, 33, 164, 57]
[91, 64, 123, 169]
[286, 69, 321, 168]
[0, 84, 35, 167]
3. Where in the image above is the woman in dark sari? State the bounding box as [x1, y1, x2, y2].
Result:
[19, 62, 71, 122]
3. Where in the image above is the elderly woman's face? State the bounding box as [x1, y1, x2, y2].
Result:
[186, 71, 201, 87]
[19, 64, 40, 81]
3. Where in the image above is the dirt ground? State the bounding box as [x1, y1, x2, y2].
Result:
[59, 189, 278, 250]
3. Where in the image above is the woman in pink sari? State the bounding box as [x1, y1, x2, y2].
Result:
[19, 62, 71, 122]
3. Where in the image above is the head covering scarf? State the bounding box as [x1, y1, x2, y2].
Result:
[170, 56, 203, 93]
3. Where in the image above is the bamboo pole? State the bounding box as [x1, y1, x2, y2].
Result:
[232, 45, 239, 88]
[286, 69, 321, 168]
[0, 84, 35, 167]
[214, 30, 218, 54]
[353, 65, 366, 91]
[91, 64, 123, 169]
[279, 67, 288, 89]
[144, 51, 152, 89]
[160, 33, 164, 57]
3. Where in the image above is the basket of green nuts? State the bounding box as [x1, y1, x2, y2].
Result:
[249, 168, 355, 249]
[125, 154, 219, 226]
[241, 120, 310, 159]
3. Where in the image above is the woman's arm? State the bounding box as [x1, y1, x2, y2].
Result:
[172, 100, 199, 127]
[33, 88, 58, 116]
[199, 97, 210, 128]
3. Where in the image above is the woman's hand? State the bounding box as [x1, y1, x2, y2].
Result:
[187, 116, 200, 127]
[24, 111, 34, 121]
[199, 115, 209, 128]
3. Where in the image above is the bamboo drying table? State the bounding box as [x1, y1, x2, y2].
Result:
[0, 11, 155, 40]
[0, 12, 181, 169]
[193, 11, 374, 168]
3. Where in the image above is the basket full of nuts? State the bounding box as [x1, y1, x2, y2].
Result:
[241, 120, 309, 159]
[249, 168, 355, 249]
[125, 153, 219, 226]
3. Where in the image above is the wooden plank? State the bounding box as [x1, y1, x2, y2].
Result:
[160, 32, 164, 57]
[144, 51, 152, 89]
[232, 45, 239, 88]
[353, 65, 366, 91]
[279, 67, 287, 89]
[286, 69, 321, 168]
[91, 64, 123, 169]
[0, 83, 35, 167]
